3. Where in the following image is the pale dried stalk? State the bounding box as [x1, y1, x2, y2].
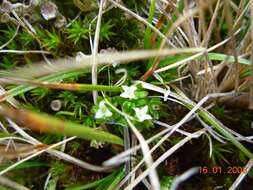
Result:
[0, 176, 30, 190]
[249, 0, 253, 109]
[155, 31, 240, 73]
[0, 24, 20, 50]
[92, 0, 105, 104]
[0, 50, 49, 54]
[229, 159, 253, 190]
[7, 119, 113, 172]
[224, 0, 240, 92]
[4, 48, 204, 79]
[125, 118, 160, 190]
[124, 129, 206, 190]
[201, 0, 221, 47]
[0, 137, 75, 176]
[170, 167, 199, 190]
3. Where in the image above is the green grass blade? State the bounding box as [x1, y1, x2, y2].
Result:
[144, 0, 156, 49]
[207, 53, 250, 65]
[65, 170, 119, 190]
[0, 105, 123, 145]
[0, 69, 88, 102]
[0, 161, 49, 171]
[68, 84, 121, 92]
[158, 52, 251, 69]
[107, 168, 125, 190]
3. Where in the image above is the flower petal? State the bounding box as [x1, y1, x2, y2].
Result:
[142, 105, 148, 113]
[120, 91, 129, 98]
[104, 109, 112, 117]
[120, 85, 137, 99]
[122, 85, 129, 91]
[95, 110, 104, 119]
[95, 100, 113, 119]
[142, 113, 152, 120]
[99, 101, 106, 108]
[134, 106, 152, 122]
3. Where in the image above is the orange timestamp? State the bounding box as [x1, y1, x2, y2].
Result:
[199, 166, 247, 174]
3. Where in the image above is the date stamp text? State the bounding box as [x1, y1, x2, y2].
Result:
[199, 166, 247, 174]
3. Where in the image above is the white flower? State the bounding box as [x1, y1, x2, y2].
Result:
[120, 85, 137, 99]
[90, 140, 104, 149]
[134, 105, 152, 122]
[95, 101, 112, 119]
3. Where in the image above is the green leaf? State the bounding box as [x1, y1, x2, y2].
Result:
[135, 90, 148, 99]
[0, 105, 123, 146]
[1, 70, 88, 102]
[0, 161, 49, 171]
[206, 53, 251, 65]
[158, 53, 251, 69]
[144, 0, 156, 49]
[122, 101, 135, 113]
[65, 169, 120, 190]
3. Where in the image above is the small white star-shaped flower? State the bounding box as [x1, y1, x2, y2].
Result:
[95, 101, 112, 119]
[90, 140, 104, 149]
[120, 85, 137, 99]
[134, 105, 152, 122]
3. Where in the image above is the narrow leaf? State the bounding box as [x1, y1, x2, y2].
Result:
[0, 105, 123, 145]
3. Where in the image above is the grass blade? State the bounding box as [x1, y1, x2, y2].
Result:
[0, 104, 123, 145]
[0, 78, 121, 92]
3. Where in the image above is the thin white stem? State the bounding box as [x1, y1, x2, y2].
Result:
[229, 159, 253, 190]
[170, 167, 199, 190]
[92, 0, 106, 104]
[0, 50, 49, 54]
[43, 173, 52, 190]
[104, 127, 171, 167]
[126, 118, 160, 190]
[155, 29, 241, 73]
[7, 119, 113, 172]
[0, 176, 30, 190]
[115, 122, 198, 189]
[7, 48, 204, 78]
[0, 25, 20, 50]
[124, 129, 205, 190]
[0, 137, 76, 176]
